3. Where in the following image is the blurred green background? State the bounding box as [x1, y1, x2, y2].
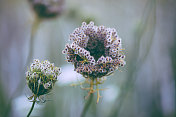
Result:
[0, 0, 176, 117]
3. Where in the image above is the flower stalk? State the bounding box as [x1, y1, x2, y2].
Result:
[62, 21, 126, 115]
[81, 79, 94, 117]
[26, 59, 61, 116]
[26, 18, 41, 67]
[81, 93, 94, 117]
[27, 95, 37, 117]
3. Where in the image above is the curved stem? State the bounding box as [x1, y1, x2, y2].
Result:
[27, 96, 37, 117]
[5, 18, 41, 114]
[81, 93, 94, 117]
[26, 18, 41, 67]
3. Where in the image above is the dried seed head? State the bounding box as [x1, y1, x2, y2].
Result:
[26, 59, 61, 97]
[28, 0, 64, 19]
[63, 21, 126, 78]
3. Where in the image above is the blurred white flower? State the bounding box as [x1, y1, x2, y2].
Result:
[103, 84, 120, 103]
[56, 64, 83, 86]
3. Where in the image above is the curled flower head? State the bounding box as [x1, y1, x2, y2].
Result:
[63, 22, 126, 103]
[28, 0, 64, 19]
[26, 59, 61, 97]
[62, 21, 126, 79]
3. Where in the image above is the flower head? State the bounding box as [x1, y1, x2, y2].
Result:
[62, 22, 126, 103]
[62, 21, 126, 79]
[28, 0, 64, 19]
[26, 59, 61, 97]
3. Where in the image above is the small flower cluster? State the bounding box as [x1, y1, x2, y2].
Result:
[26, 59, 61, 97]
[28, 0, 64, 19]
[62, 21, 126, 79]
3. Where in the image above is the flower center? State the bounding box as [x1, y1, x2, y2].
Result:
[85, 37, 106, 61]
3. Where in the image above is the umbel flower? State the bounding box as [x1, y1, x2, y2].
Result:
[28, 0, 64, 19]
[62, 21, 126, 103]
[26, 59, 61, 117]
[26, 59, 61, 99]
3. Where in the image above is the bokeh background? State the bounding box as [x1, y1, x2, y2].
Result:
[0, 0, 176, 117]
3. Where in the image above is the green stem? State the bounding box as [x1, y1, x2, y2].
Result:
[26, 18, 41, 67]
[27, 96, 37, 117]
[81, 93, 94, 117]
[81, 78, 95, 117]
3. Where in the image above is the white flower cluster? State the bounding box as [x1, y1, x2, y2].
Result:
[26, 59, 61, 96]
[26, 59, 61, 80]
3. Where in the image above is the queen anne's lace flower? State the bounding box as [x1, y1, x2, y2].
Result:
[62, 21, 126, 79]
[63, 22, 126, 103]
[26, 59, 61, 97]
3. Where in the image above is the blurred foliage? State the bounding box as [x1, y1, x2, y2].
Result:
[0, 82, 11, 117]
